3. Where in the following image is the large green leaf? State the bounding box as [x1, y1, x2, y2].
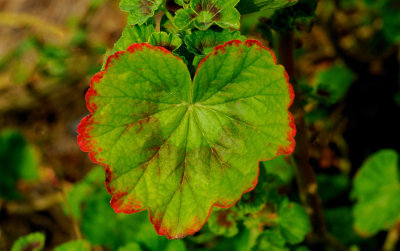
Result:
[78, 40, 295, 238]
[120, 0, 163, 25]
[174, 0, 241, 30]
[352, 149, 400, 236]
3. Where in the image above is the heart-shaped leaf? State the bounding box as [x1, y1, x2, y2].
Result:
[78, 40, 295, 238]
[174, 0, 241, 30]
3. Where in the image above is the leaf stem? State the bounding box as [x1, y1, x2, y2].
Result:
[276, 30, 347, 251]
[383, 221, 400, 251]
[162, 1, 179, 31]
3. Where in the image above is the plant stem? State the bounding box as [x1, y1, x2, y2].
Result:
[162, 1, 179, 31]
[383, 221, 400, 251]
[277, 31, 347, 251]
[59, 187, 82, 239]
[277, 30, 326, 235]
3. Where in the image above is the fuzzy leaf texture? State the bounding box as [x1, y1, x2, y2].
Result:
[352, 149, 400, 236]
[78, 39, 295, 238]
[174, 0, 241, 30]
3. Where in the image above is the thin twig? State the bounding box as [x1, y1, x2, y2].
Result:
[276, 30, 347, 251]
[383, 221, 400, 251]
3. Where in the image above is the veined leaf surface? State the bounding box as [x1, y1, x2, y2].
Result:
[78, 40, 295, 239]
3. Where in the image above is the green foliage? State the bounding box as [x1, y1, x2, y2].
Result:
[0, 129, 38, 200]
[149, 31, 182, 51]
[208, 209, 239, 237]
[268, 0, 317, 31]
[66, 167, 187, 250]
[325, 207, 361, 245]
[78, 40, 294, 238]
[174, 0, 241, 30]
[184, 29, 246, 66]
[364, 0, 400, 43]
[53, 240, 91, 251]
[317, 174, 350, 203]
[313, 64, 356, 104]
[120, 0, 163, 25]
[352, 149, 400, 236]
[102, 24, 155, 69]
[11, 232, 45, 251]
[263, 155, 294, 185]
[236, 0, 298, 15]
[277, 198, 311, 244]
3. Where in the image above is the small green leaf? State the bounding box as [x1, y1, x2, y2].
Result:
[11, 232, 45, 251]
[149, 32, 182, 52]
[184, 29, 245, 66]
[120, 0, 163, 25]
[174, 0, 190, 8]
[102, 24, 155, 69]
[325, 207, 361, 245]
[0, 129, 39, 200]
[317, 174, 350, 204]
[278, 199, 311, 244]
[208, 209, 239, 237]
[263, 155, 294, 185]
[255, 229, 288, 251]
[118, 242, 143, 251]
[174, 0, 241, 30]
[236, 0, 298, 15]
[54, 240, 90, 251]
[78, 40, 295, 238]
[352, 149, 400, 236]
[313, 64, 355, 104]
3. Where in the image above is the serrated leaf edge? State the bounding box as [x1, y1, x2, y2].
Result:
[77, 40, 296, 239]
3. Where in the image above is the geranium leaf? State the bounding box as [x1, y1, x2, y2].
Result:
[11, 232, 45, 251]
[149, 32, 182, 52]
[208, 209, 239, 237]
[277, 199, 310, 244]
[78, 40, 295, 238]
[352, 149, 400, 236]
[174, 0, 190, 8]
[54, 240, 91, 251]
[174, 0, 241, 30]
[184, 29, 245, 66]
[120, 0, 163, 25]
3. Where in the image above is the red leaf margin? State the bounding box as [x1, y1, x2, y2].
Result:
[77, 40, 296, 239]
